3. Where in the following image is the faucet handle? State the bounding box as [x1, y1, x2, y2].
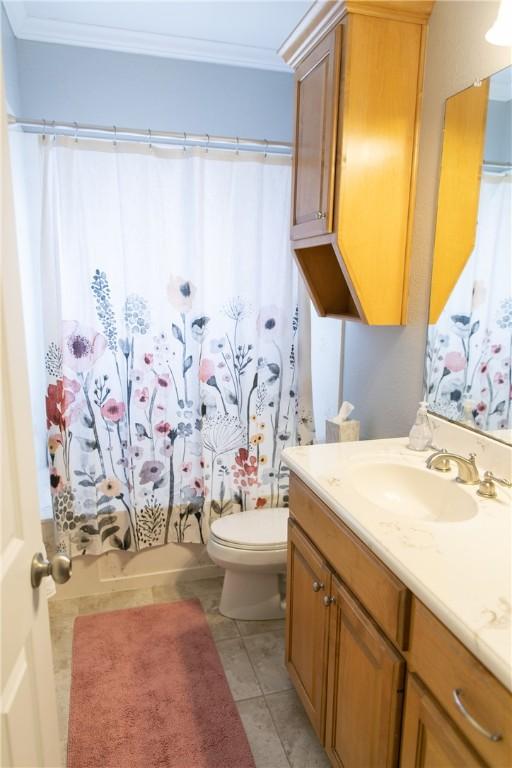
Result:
[477, 471, 512, 499]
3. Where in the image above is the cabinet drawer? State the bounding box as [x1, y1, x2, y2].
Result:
[408, 598, 512, 767]
[289, 473, 410, 649]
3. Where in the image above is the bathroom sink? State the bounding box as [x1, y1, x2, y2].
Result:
[350, 462, 478, 523]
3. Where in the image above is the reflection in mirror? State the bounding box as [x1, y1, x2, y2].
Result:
[425, 66, 512, 445]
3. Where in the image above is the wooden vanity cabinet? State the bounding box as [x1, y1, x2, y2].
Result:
[286, 499, 407, 766]
[286, 520, 331, 738]
[286, 472, 512, 768]
[401, 675, 484, 767]
[325, 576, 405, 767]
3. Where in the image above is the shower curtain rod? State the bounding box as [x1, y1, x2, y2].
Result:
[7, 115, 293, 156]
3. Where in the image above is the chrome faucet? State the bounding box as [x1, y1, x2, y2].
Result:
[426, 449, 480, 485]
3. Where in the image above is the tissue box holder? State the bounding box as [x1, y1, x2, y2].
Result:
[325, 418, 360, 443]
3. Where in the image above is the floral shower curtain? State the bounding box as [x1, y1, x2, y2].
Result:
[425, 173, 512, 434]
[41, 137, 314, 555]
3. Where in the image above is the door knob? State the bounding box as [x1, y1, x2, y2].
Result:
[31, 552, 72, 589]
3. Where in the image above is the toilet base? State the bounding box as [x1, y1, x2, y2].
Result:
[219, 569, 285, 620]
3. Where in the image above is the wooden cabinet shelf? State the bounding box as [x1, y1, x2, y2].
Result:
[286, 472, 512, 768]
[281, 1, 433, 324]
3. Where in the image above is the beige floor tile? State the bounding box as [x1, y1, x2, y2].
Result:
[152, 582, 195, 605]
[53, 667, 71, 742]
[236, 697, 290, 768]
[77, 587, 153, 615]
[266, 689, 330, 768]
[187, 576, 224, 597]
[48, 597, 80, 620]
[49, 615, 75, 672]
[243, 630, 292, 694]
[198, 592, 240, 641]
[216, 637, 262, 701]
[237, 617, 285, 637]
[60, 739, 68, 768]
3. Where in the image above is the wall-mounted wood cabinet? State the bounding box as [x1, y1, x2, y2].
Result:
[291, 28, 341, 240]
[286, 473, 512, 768]
[280, 1, 434, 324]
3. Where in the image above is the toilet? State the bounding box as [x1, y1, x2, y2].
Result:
[207, 507, 289, 620]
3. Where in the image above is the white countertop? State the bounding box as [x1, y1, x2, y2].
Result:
[283, 438, 512, 691]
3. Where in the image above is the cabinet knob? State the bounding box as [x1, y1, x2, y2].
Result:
[316, 211, 326, 220]
[323, 595, 335, 607]
[312, 581, 324, 592]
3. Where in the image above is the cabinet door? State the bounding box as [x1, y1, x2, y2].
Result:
[286, 519, 331, 739]
[401, 675, 485, 768]
[325, 577, 405, 768]
[291, 27, 341, 241]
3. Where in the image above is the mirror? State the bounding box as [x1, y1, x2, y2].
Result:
[425, 66, 512, 445]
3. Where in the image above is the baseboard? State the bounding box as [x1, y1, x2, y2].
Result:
[42, 520, 222, 599]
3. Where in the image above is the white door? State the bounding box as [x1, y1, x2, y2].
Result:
[1, 67, 62, 767]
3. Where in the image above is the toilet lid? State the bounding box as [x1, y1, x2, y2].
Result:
[210, 508, 289, 551]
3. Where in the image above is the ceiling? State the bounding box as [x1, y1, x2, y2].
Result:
[4, 0, 313, 71]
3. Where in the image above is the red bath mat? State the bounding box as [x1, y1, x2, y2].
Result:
[67, 599, 255, 768]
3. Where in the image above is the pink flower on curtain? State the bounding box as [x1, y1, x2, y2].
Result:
[139, 460, 164, 485]
[101, 399, 126, 422]
[167, 275, 196, 312]
[135, 387, 149, 405]
[199, 358, 216, 383]
[63, 321, 106, 372]
[444, 351, 466, 373]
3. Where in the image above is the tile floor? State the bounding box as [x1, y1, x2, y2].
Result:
[49, 576, 329, 768]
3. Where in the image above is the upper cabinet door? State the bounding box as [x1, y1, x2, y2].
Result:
[291, 27, 341, 241]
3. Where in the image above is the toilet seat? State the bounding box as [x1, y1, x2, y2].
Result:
[209, 508, 288, 551]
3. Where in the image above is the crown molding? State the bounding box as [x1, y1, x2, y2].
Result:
[278, 0, 434, 68]
[278, 1, 344, 69]
[3, 1, 293, 72]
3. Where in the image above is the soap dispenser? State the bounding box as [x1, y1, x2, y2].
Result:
[408, 401, 433, 451]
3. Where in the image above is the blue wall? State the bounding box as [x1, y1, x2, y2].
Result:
[8, 37, 294, 141]
[484, 99, 512, 164]
[1, 5, 21, 115]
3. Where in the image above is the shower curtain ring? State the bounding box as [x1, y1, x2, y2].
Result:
[73, 121, 79, 143]
[42, 118, 47, 142]
[183, 132, 187, 151]
[113, 125, 117, 147]
[205, 134, 210, 153]
[51, 120, 57, 143]
[236, 137, 240, 156]
[264, 139, 268, 159]
[148, 128, 152, 151]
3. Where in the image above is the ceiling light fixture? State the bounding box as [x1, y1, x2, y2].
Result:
[485, 0, 512, 46]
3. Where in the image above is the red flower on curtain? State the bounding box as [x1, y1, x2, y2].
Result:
[45, 377, 80, 429]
